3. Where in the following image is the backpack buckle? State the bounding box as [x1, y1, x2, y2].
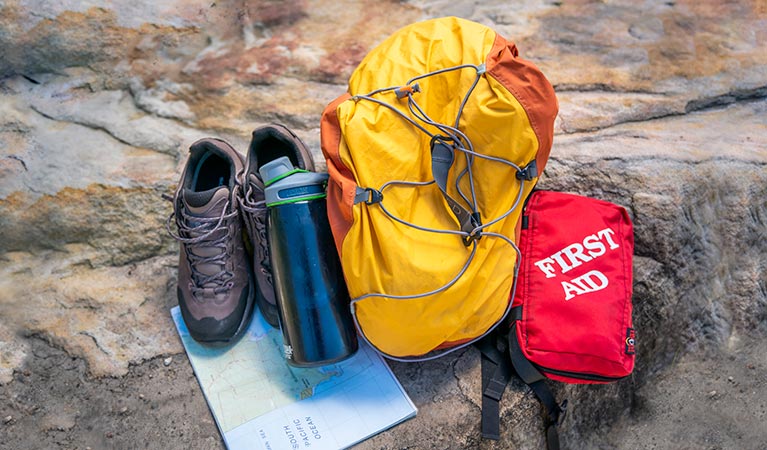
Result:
[543, 399, 568, 428]
[516, 160, 538, 181]
[353, 187, 383, 205]
[364, 187, 383, 205]
[557, 399, 568, 425]
[462, 212, 483, 246]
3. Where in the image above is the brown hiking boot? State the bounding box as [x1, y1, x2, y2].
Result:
[240, 125, 315, 327]
[167, 138, 254, 345]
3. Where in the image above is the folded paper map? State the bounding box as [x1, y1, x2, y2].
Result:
[171, 307, 416, 449]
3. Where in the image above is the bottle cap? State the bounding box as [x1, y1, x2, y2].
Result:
[260, 157, 329, 207]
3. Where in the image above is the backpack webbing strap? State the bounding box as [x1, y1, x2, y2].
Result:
[477, 331, 512, 440]
[509, 306, 567, 450]
[431, 139, 479, 237]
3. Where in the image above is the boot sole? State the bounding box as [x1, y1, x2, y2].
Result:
[183, 277, 256, 348]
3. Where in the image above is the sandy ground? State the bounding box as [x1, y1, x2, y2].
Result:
[2, 333, 766, 450]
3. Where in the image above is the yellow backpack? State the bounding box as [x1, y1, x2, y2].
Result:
[320, 17, 558, 359]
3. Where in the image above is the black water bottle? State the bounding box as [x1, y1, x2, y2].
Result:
[260, 157, 358, 367]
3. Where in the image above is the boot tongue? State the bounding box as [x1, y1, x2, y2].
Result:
[182, 186, 230, 216]
[248, 173, 262, 186]
[181, 186, 230, 286]
[246, 174, 265, 204]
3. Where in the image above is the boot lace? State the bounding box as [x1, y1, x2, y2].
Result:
[166, 198, 238, 299]
[240, 180, 274, 286]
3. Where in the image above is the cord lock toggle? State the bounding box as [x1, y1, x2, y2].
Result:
[395, 82, 421, 99]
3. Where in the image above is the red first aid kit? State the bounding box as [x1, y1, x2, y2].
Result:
[511, 190, 635, 383]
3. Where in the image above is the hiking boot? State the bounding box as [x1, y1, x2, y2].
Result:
[167, 138, 254, 345]
[240, 124, 315, 328]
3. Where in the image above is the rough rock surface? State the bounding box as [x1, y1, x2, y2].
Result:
[1, 0, 766, 449]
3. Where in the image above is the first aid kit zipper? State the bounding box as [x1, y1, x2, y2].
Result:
[533, 363, 629, 382]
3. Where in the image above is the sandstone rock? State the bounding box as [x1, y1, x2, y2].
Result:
[0, 74, 170, 197]
[0, 250, 182, 378]
[129, 78, 197, 122]
[555, 91, 687, 133]
[0, 4, 201, 83]
[27, 86, 193, 157]
[1, 0, 422, 133]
